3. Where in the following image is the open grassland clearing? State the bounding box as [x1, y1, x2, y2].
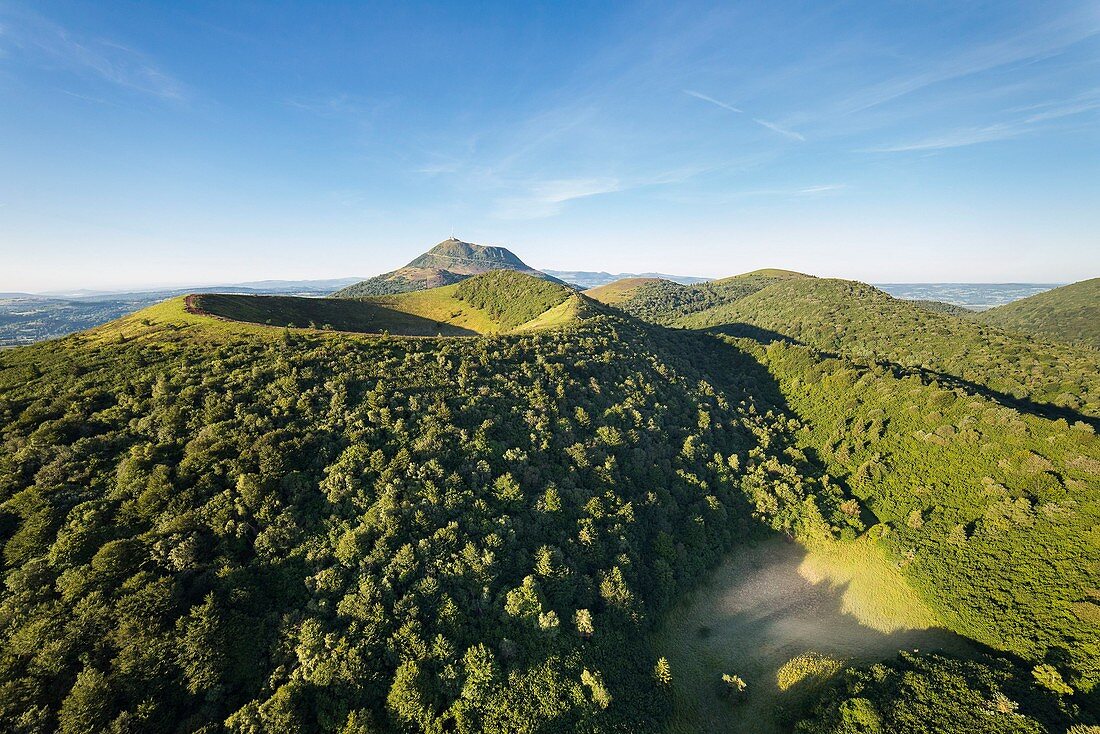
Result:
[654, 536, 970, 734]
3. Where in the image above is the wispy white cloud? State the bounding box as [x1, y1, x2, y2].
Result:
[684, 89, 805, 141]
[0, 9, 185, 101]
[1020, 97, 1100, 124]
[839, 15, 1100, 114]
[865, 94, 1100, 152]
[751, 117, 806, 142]
[799, 184, 847, 194]
[59, 88, 125, 108]
[494, 177, 622, 219]
[865, 124, 1024, 152]
[684, 89, 743, 114]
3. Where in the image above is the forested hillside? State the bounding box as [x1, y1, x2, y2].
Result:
[730, 335, 1100, 687]
[590, 274, 1100, 421]
[977, 278, 1100, 349]
[0, 299, 842, 733]
[584, 270, 806, 325]
[673, 278, 1100, 421]
[907, 299, 974, 317]
[0, 271, 1097, 733]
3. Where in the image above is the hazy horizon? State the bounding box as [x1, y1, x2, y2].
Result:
[2, 1, 1099, 291]
[4, 261, 1071, 299]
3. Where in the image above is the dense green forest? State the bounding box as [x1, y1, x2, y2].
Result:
[590, 275, 1100, 421]
[907, 299, 974, 317]
[0, 297, 845, 733]
[977, 278, 1100, 349]
[679, 278, 1100, 421]
[1, 272, 1097, 733]
[796, 652, 1076, 734]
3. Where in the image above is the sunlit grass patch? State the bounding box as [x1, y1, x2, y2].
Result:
[798, 536, 939, 633]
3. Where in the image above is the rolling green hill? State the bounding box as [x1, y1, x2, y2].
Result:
[0, 266, 1097, 734]
[584, 270, 809, 325]
[977, 277, 1100, 349]
[333, 239, 566, 297]
[582, 277, 666, 305]
[669, 277, 1100, 421]
[191, 271, 587, 337]
[589, 273, 1100, 420]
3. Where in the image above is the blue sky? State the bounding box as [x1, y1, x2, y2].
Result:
[1, 1, 1098, 291]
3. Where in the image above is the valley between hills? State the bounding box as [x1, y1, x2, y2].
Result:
[1, 240, 1098, 734]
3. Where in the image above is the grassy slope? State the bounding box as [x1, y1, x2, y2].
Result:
[88, 296, 284, 344]
[677, 277, 1100, 420]
[366, 286, 500, 333]
[583, 278, 666, 305]
[186, 272, 581, 337]
[977, 277, 1100, 349]
[193, 293, 482, 336]
[514, 295, 595, 331]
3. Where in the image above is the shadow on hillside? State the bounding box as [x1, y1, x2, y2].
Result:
[194, 293, 480, 336]
[705, 322, 806, 345]
[654, 327, 795, 422]
[902, 366, 1100, 432]
[707, 322, 1100, 432]
[656, 537, 981, 734]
